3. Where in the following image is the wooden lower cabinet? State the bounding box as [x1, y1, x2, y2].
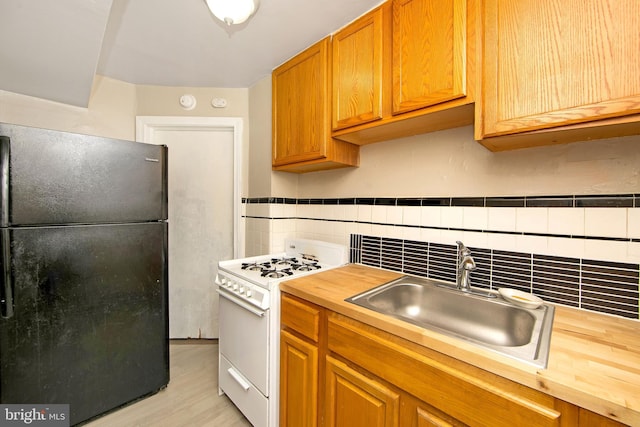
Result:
[279, 292, 627, 427]
[280, 329, 318, 427]
[325, 356, 399, 427]
[401, 392, 465, 427]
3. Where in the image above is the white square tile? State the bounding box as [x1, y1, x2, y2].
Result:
[371, 205, 387, 224]
[463, 207, 488, 231]
[486, 233, 518, 252]
[387, 206, 403, 225]
[420, 227, 441, 242]
[548, 208, 585, 236]
[487, 208, 516, 232]
[284, 204, 297, 217]
[584, 239, 628, 263]
[332, 221, 347, 239]
[245, 203, 258, 217]
[310, 205, 326, 220]
[343, 205, 358, 222]
[372, 224, 395, 238]
[440, 229, 464, 245]
[403, 226, 422, 241]
[461, 231, 488, 249]
[296, 204, 311, 218]
[584, 208, 627, 239]
[546, 237, 585, 259]
[516, 234, 548, 255]
[628, 208, 640, 239]
[327, 204, 339, 221]
[627, 241, 640, 263]
[357, 222, 372, 235]
[516, 208, 548, 234]
[403, 206, 421, 226]
[358, 205, 372, 222]
[421, 207, 441, 228]
[441, 207, 464, 228]
[270, 203, 284, 218]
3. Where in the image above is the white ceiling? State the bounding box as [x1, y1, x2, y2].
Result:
[0, 0, 383, 107]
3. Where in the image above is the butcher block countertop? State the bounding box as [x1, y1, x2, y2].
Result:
[279, 264, 640, 426]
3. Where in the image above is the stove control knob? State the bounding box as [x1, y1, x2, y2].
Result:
[246, 289, 253, 298]
[232, 283, 239, 291]
[239, 286, 245, 295]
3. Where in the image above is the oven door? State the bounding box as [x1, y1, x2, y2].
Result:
[218, 288, 270, 396]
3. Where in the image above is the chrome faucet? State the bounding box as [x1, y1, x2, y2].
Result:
[456, 241, 476, 292]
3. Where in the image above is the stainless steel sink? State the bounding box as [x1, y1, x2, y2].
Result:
[346, 276, 555, 368]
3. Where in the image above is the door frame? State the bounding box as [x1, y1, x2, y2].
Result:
[135, 116, 244, 258]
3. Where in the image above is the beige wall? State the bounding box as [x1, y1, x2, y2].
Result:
[248, 76, 273, 198]
[135, 83, 251, 196]
[247, 75, 298, 197]
[0, 75, 136, 140]
[296, 126, 640, 198]
[1, 75, 252, 196]
[136, 84, 249, 118]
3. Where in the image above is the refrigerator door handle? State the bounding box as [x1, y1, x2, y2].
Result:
[0, 229, 13, 318]
[0, 136, 10, 228]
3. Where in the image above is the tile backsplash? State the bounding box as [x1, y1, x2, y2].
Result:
[244, 193, 640, 320]
[350, 234, 640, 320]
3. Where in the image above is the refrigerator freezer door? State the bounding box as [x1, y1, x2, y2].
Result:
[0, 123, 167, 226]
[0, 222, 169, 425]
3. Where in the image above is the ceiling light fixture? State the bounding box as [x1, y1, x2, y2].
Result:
[205, 0, 260, 26]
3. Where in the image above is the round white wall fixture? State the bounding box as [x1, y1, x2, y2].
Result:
[212, 98, 228, 108]
[179, 94, 197, 110]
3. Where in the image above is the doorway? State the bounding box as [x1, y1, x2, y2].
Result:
[136, 116, 243, 338]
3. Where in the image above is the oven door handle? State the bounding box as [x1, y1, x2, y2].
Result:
[217, 289, 266, 317]
[227, 366, 251, 391]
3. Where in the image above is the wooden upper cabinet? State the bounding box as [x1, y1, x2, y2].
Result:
[273, 38, 329, 166]
[272, 38, 359, 173]
[332, 5, 388, 130]
[392, 0, 467, 115]
[330, 0, 476, 145]
[478, 0, 640, 142]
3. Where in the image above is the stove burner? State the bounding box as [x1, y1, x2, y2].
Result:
[242, 262, 269, 271]
[261, 268, 293, 278]
[271, 257, 298, 267]
[292, 262, 321, 272]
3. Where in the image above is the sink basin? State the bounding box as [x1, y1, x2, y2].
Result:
[346, 276, 555, 368]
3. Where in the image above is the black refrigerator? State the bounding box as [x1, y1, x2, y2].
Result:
[0, 123, 169, 425]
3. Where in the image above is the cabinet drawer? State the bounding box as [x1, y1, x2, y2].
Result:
[281, 293, 320, 342]
[328, 314, 560, 427]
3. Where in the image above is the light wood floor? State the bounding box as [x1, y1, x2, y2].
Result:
[85, 341, 252, 427]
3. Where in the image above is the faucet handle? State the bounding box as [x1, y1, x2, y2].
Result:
[456, 240, 471, 256]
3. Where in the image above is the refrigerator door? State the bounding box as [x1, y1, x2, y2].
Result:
[0, 222, 169, 425]
[0, 123, 167, 226]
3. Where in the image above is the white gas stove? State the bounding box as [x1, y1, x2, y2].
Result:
[216, 239, 348, 427]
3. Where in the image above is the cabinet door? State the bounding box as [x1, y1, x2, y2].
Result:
[332, 6, 386, 130]
[272, 38, 329, 166]
[401, 392, 467, 427]
[392, 0, 467, 114]
[480, 0, 640, 138]
[326, 356, 400, 427]
[280, 330, 318, 427]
